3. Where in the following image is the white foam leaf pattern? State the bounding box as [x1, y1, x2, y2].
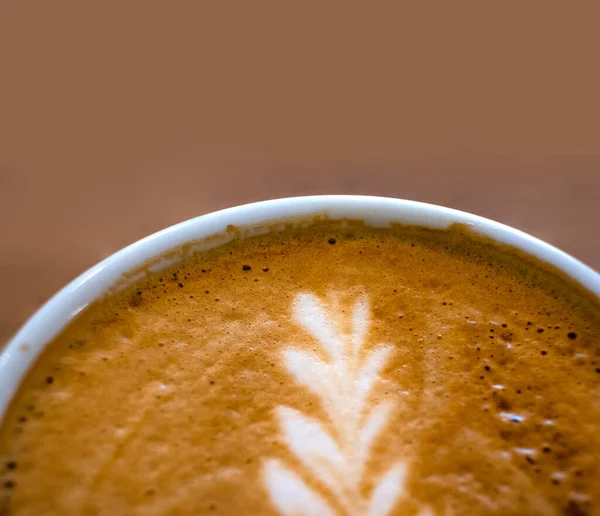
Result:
[355, 345, 392, 411]
[293, 294, 344, 362]
[263, 292, 415, 515]
[263, 459, 336, 516]
[282, 349, 331, 398]
[277, 406, 346, 496]
[358, 402, 394, 477]
[368, 463, 407, 516]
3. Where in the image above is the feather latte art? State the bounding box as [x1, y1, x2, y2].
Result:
[1, 220, 600, 515]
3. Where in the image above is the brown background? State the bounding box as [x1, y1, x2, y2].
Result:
[1, 1, 599, 346]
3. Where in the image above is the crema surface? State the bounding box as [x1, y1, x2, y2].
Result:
[1, 221, 599, 515]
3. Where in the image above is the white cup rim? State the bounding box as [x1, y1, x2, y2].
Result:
[1, 194, 599, 418]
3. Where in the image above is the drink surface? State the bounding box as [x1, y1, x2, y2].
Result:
[1, 220, 599, 515]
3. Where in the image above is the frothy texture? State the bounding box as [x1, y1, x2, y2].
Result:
[1, 221, 600, 515]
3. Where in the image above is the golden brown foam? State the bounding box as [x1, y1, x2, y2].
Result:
[1, 221, 600, 515]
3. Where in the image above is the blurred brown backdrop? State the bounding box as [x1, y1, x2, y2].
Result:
[1, 1, 599, 345]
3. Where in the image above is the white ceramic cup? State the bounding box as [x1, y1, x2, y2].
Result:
[2, 195, 600, 421]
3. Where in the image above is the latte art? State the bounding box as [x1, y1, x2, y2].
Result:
[1, 220, 599, 515]
[264, 293, 412, 516]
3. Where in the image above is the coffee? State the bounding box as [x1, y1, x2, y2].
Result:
[1, 220, 599, 515]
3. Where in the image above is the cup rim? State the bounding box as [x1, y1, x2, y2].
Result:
[1, 194, 599, 417]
